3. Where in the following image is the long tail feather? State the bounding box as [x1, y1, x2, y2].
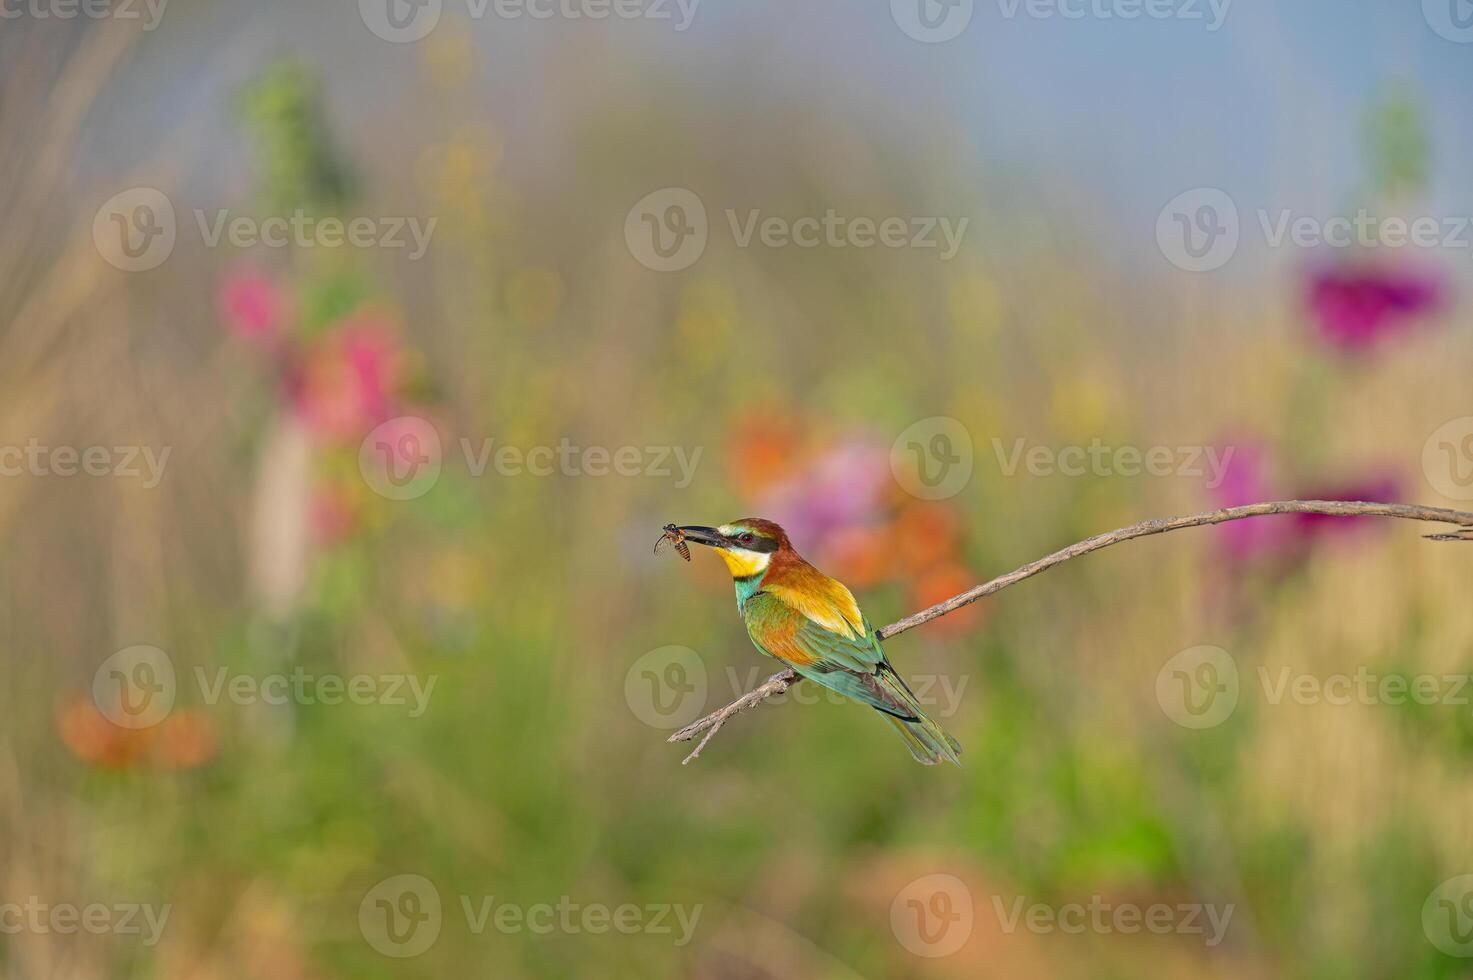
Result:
[875, 666, 962, 766]
[883, 714, 961, 765]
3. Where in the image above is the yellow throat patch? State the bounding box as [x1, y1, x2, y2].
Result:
[717, 548, 770, 579]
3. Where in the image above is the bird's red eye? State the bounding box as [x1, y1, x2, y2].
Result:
[740, 533, 755, 544]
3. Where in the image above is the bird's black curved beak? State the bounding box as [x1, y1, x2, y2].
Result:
[675, 525, 727, 548]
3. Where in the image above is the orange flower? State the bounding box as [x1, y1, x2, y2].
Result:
[152, 711, 218, 770]
[56, 698, 217, 771]
[910, 562, 983, 635]
[818, 524, 895, 589]
[57, 697, 151, 769]
[726, 408, 805, 499]
[893, 500, 962, 574]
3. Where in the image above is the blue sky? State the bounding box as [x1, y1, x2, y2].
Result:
[95, 0, 1473, 279]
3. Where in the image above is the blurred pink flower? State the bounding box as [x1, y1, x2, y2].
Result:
[1211, 438, 1294, 562]
[219, 268, 290, 345]
[1212, 434, 1399, 563]
[760, 437, 889, 547]
[1293, 475, 1401, 539]
[1306, 262, 1444, 353]
[287, 312, 402, 443]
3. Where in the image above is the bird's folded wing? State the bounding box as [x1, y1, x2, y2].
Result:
[745, 591, 916, 719]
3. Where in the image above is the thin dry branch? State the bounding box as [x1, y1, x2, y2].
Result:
[669, 499, 1473, 763]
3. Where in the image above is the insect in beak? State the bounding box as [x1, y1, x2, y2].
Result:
[654, 523, 691, 561]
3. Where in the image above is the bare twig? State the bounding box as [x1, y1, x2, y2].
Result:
[668, 499, 1473, 758]
[676, 670, 797, 765]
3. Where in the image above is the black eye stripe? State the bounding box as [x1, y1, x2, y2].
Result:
[731, 533, 779, 553]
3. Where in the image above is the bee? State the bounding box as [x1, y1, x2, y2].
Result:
[654, 523, 691, 561]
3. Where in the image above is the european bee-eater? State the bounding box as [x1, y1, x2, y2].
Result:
[675, 519, 962, 765]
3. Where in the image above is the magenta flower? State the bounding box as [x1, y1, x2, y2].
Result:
[1307, 263, 1444, 353]
[1212, 433, 1400, 565]
[339, 315, 399, 425]
[1211, 439, 1294, 562]
[219, 268, 290, 346]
